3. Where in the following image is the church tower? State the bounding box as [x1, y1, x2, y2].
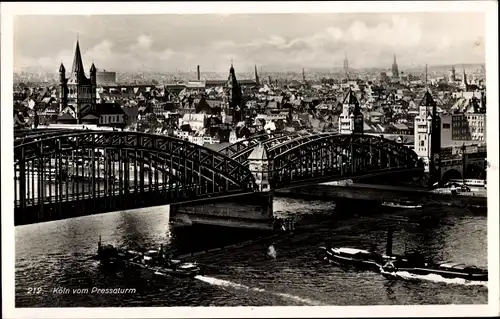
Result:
[61, 39, 97, 123]
[90, 62, 97, 112]
[254, 64, 260, 86]
[247, 143, 273, 193]
[343, 52, 349, 80]
[338, 89, 364, 134]
[414, 90, 440, 173]
[59, 63, 67, 113]
[392, 54, 399, 78]
[228, 62, 243, 122]
[461, 68, 468, 91]
[449, 65, 456, 82]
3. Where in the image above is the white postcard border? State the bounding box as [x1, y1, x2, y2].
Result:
[2, 1, 498, 318]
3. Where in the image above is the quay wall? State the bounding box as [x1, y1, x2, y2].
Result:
[275, 183, 487, 208]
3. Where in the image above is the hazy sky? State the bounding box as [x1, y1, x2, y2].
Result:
[14, 13, 485, 73]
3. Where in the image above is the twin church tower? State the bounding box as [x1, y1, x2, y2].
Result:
[58, 40, 97, 122]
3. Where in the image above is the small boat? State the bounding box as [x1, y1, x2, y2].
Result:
[378, 231, 488, 282]
[320, 246, 386, 270]
[320, 228, 396, 270]
[381, 258, 488, 281]
[382, 200, 422, 209]
[95, 236, 201, 278]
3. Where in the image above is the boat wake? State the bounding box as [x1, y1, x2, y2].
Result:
[194, 275, 324, 305]
[380, 269, 488, 288]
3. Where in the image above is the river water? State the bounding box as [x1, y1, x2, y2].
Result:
[15, 192, 487, 307]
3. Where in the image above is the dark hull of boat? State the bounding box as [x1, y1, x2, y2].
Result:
[382, 204, 422, 209]
[323, 250, 384, 271]
[98, 256, 200, 278]
[382, 267, 488, 281]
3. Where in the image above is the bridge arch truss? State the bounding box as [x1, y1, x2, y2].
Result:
[14, 130, 255, 224]
[267, 134, 420, 187]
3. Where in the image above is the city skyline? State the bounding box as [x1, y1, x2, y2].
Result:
[14, 13, 485, 74]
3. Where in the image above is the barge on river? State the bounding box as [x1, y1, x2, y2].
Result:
[320, 228, 487, 282]
[95, 236, 201, 278]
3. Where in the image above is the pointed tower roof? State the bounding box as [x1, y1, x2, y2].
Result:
[342, 88, 359, 106]
[420, 90, 436, 107]
[72, 39, 84, 74]
[59, 63, 65, 73]
[90, 62, 96, 72]
[248, 142, 268, 161]
[393, 53, 397, 64]
[254, 64, 259, 84]
[68, 39, 87, 83]
[228, 61, 239, 88]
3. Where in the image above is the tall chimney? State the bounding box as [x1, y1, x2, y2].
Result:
[197, 65, 200, 81]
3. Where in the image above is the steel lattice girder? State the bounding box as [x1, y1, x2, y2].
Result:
[125, 149, 240, 190]
[14, 129, 78, 146]
[270, 134, 417, 162]
[225, 131, 336, 163]
[235, 132, 338, 166]
[271, 134, 418, 173]
[14, 130, 256, 191]
[14, 128, 69, 140]
[218, 131, 292, 158]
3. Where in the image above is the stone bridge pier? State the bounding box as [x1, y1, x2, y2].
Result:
[170, 143, 279, 230]
[170, 192, 275, 230]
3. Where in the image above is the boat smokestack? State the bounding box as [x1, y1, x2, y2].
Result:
[386, 228, 394, 256]
[197, 65, 200, 81]
[98, 235, 102, 254]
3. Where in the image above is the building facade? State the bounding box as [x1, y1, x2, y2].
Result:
[338, 89, 364, 134]
[413, 91, 440, 173]
[96, 70, 117, 86]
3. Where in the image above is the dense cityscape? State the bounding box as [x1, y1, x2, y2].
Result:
[14, 39, 487, 164]
[10, 11, 491, 312]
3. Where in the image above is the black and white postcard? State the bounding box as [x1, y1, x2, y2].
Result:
[1, 1, 498, 318]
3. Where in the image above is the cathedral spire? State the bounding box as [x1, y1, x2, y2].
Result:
[254, 64, 260, 85]
[425, 64, 428, 91]
[391, 53, 399, 78]
[71, 39, 85, 81]
[228, 61, 243, 121]
[343, 52, 349, 80]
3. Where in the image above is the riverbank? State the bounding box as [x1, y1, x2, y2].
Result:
[343, 183, 487, 199]
[275, 182, 487, 208]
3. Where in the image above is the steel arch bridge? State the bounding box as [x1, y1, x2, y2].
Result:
[221, 131, 420, 189]
[14, 130, 256, 225]
[221, 132, 420, 184]
[13, 129, 421, 225]
[267, 133, 420, 187]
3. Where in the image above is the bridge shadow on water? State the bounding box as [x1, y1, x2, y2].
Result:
[170, 224, 274, 255]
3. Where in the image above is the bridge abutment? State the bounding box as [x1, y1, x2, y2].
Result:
[170, 192, 275, 230]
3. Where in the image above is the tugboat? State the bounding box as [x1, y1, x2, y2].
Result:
[381, 257, 488, 281]
[319, 228, 396, 270]
[96, 236, 201, 278]
[379, 233, 488, 282]
[320, 246, 385, 270]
